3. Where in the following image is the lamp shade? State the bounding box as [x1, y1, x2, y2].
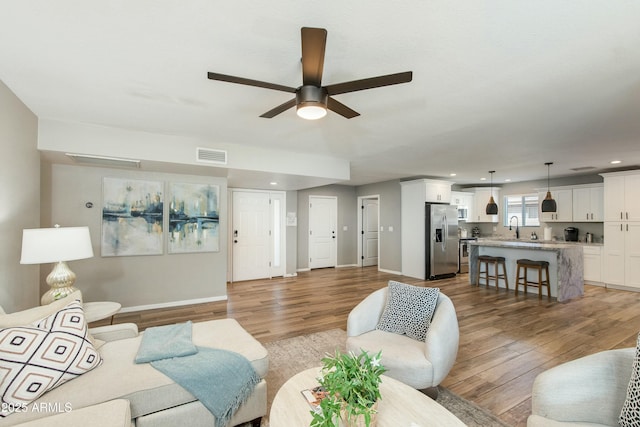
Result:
[20, 226, 94, 264]
[541, 162, 557, 213]
[485, 170, 498, 215]
[541, 192, 558, 212]
[486, 196, 499, 215]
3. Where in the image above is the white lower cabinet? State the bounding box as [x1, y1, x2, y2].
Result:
[583, 246, 602, 283]
[603, 222, 640, 289]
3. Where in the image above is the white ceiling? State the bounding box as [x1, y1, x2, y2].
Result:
[2, 1, 640, 189]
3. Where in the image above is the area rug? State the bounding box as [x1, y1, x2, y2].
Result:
[250, 329, 510, 427]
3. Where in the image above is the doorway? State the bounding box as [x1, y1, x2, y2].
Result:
[308, 195, 337, 269]
[231, 190, 285, 281]
[357, 195, 380, 268]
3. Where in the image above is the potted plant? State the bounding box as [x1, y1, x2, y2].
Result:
[310, 350, 386, 427]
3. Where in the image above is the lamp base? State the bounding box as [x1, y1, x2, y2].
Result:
[41, 261, 79, 305]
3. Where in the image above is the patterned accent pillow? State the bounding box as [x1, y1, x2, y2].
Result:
[0, 300, 102, 417]
[376, 281, 440, 341]
[620, 332, 640, 426]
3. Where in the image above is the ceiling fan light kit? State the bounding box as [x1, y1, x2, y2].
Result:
[208, 27, 412, 119]
[486, 170, 499, 215]
[541, 162, 557, 213]
[296, 85, 328, 120]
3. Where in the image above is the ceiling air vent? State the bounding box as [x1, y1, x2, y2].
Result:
[196, 147, 227, 165]
[66, 153, 140, 168]
[570, 166, 596, 172]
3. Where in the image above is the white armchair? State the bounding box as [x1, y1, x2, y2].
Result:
[528, 348, 635, 427]
[346, 288, 459, 392]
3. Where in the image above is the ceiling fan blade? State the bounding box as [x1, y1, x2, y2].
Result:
[259, 98, 297, 118]
[327, 97, 360, 119]
[325, 71, 413, 96]
[301, 27, 327, 87]
[207, 72, 296, 93]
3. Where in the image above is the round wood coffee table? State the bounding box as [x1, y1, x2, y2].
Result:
[270, 367, 465, 426]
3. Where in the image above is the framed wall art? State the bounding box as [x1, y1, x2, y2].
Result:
[101, 177, 164, 256]
[168, 182, 220, 253]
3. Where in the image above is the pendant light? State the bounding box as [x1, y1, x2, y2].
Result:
[485, 171, 498, 215]
[541, 162, 557, 213]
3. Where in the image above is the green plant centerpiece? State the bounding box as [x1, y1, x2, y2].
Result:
[310, 350, 386, 427]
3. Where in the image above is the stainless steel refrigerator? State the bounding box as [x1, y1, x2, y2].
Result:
[425, 203, 458, 280]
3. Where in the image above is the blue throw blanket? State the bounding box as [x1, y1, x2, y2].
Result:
[135, 323, 260, 427]
[135, 321, 197, 363]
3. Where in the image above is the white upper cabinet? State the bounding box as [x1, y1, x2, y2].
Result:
[467, 188, 500, 223]
[423, 180, 452, 203]
[603, 173, 640, 222]
[572, 186, 603, 222]
[539, 189, 573, 222]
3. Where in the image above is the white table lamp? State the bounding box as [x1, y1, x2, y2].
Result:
[20, 225, 94, 305]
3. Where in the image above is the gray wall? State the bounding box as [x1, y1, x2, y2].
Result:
[297, 185, 357, 269]
[356, 180, 402, 273]
[285, 190, 298, 276]
[0, 81, 40, 312]
[45, 164, 228, 309]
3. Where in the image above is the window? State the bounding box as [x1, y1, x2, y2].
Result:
[503, 194, 540, 227]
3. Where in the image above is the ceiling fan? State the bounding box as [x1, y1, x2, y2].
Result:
[207, 27, 413, 120]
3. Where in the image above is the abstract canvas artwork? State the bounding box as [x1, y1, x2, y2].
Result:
[168, 182, 220, 253]
[101, 177, 164, 256]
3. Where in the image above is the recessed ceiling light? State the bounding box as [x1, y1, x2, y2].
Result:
[270, 181, 278, 186]
[480, 177, 487, 181]
[450, 173, 457, 177]
[610, 160, 621, 164]
[505, 179, 511, 182]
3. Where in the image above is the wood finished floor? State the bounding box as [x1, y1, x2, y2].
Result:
[103, 267, 640, 427]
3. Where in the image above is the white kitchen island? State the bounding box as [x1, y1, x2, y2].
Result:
[469, 240, 584, 302]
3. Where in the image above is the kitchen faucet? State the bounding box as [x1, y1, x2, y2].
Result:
[509, 216, 520, 239]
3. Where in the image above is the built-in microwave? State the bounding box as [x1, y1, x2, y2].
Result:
[457, 207, 468, 221]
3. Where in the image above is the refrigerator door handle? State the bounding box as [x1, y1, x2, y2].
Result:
[442, 215, 447, 251]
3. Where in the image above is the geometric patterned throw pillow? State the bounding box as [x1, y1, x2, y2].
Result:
[620, 332, 640, 427]
[376, 281, 440, 342]
[0, 300, 102, 417]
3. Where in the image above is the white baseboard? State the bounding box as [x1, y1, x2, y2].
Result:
[378, 268, 403, 276]
[336, 264, 358, 268]
[284, 272, 298, 277]
[584, 281, 605, 287]
[119, 295, 228, 313]
[603, 283, 640, 292]
[296, 268, 311, 272]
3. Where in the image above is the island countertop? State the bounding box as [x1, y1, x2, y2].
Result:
[469, 239, 584, 302]
[475, 238, 603, 248]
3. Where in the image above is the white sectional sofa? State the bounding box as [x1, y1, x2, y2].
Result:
[0, 293, 268, 427]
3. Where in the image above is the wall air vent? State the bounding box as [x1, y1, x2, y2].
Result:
[65, 153, 141, 168]
[196, 147, 227, 165]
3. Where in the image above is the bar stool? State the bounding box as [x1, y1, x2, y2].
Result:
[476, 255, 509, 291]
[515, 259, 551, 299]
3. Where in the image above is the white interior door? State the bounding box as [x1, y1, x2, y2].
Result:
[270, 192, 286, 278]
[362, 198, 379, 267]
[309, 196, 337, 269]
[232, 190, 286, 281]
